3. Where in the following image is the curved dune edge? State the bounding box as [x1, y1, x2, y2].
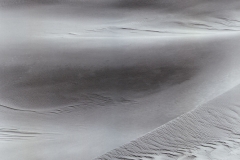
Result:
[96, 83, 240, 160]
[1, 1, 240, 160]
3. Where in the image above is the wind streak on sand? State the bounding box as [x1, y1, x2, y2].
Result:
[96, 84, 240, 159]
[0, 104, 44, 114]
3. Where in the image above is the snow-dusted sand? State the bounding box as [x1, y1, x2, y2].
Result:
[1, 0, 240, 160]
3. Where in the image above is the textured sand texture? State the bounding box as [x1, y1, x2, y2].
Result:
[1, 0, 240, 160]
[96, 83, 240, 160]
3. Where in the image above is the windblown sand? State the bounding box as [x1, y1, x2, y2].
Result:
[1, 0, 240, 160]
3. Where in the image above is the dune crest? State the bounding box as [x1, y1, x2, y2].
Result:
[96, 83, 240, 159]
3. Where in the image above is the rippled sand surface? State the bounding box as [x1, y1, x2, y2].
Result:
[1, 0, 240, 160]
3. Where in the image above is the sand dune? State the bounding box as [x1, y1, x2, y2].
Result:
[96, 83, 240, 160]
[1, 0, 240, 160]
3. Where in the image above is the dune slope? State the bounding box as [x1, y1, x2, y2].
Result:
[96, 78, 240, 160]
[1, 0, 240, 160]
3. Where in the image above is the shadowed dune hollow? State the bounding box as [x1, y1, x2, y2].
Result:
[0, 63, 197, 109]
